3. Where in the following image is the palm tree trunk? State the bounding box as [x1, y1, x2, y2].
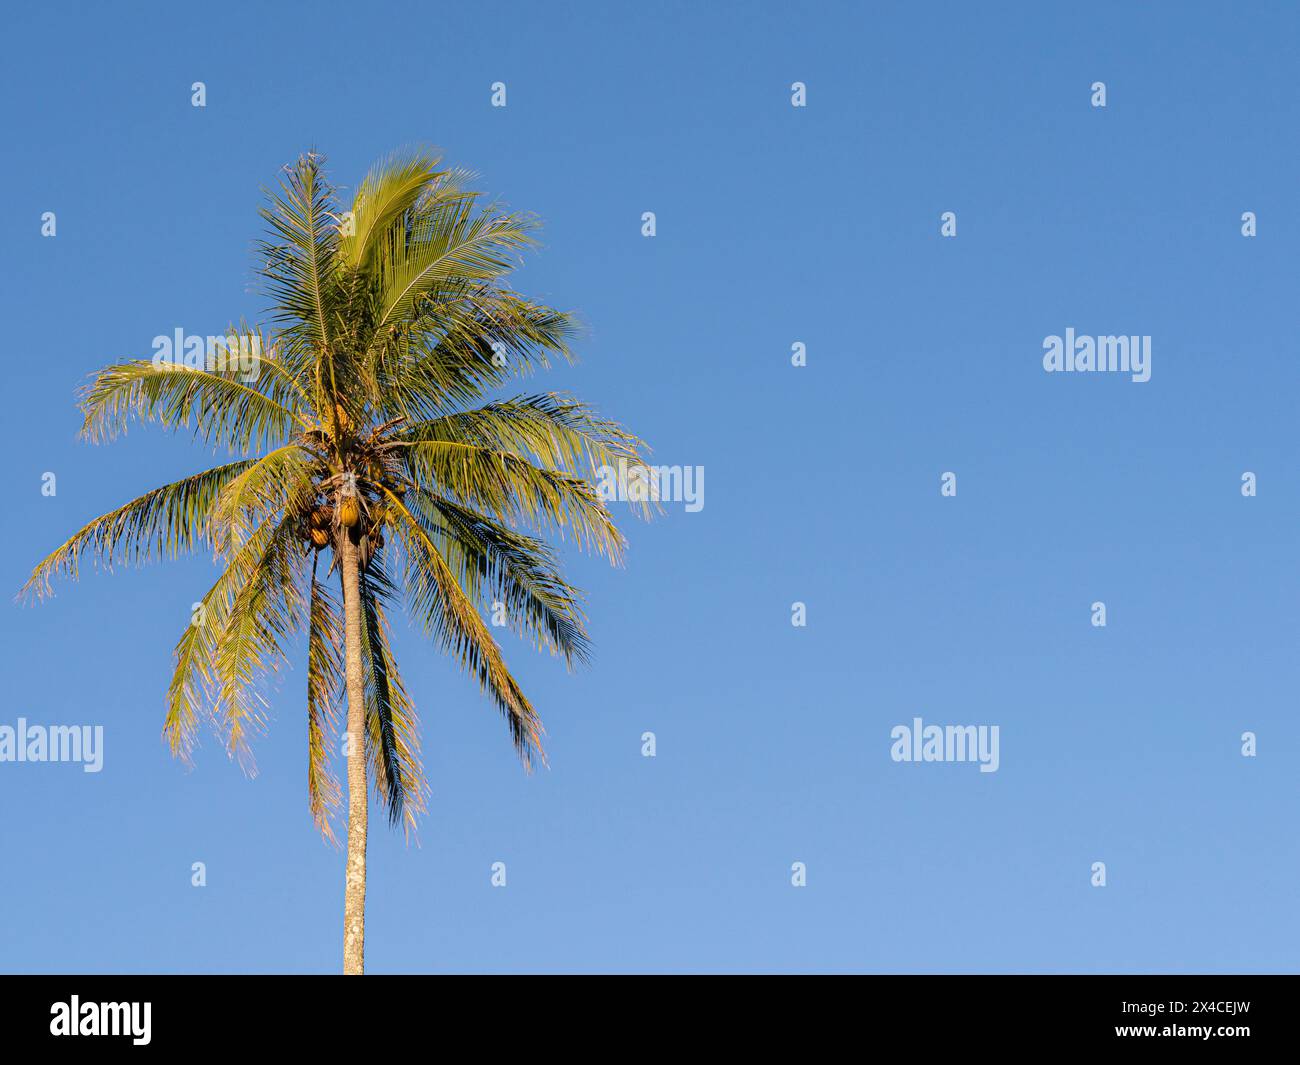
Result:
[340, 531, 368, 974]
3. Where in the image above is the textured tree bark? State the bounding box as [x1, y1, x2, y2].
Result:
[340, 531, 368, 975]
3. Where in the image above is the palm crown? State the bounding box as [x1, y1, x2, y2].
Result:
[21, 150, 647, 862]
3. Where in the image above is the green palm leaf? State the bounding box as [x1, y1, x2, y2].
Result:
[358, 562, 427, 832]
[307, 554, 344, 842]
[20, 459, 261, 600]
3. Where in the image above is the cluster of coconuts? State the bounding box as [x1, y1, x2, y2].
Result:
[297, 408, 399, 567]
[307, 505, 334, 548]
[304, 494, 387, 569]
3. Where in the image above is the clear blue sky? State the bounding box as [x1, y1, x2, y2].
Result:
[2, 0, 1297, 973]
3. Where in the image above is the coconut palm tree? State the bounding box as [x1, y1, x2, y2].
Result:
[20, 150, 648, 974]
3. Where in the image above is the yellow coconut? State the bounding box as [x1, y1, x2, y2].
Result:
[339, 497, 361, 528]
[309, 527, 330, 548]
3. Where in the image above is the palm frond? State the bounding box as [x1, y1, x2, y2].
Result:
[382, 487, 545, 767]
[357, 562, 427, 832]
[409, 489, 590, 665]
[339, 150, 446, 271]
[80, 359, 307, 451]
[258, 154, 342, 358]
[307, 553, 344, 843]
[373, 290, 580, 418]
[368, 201, 538, 347]
[398, 437, 628, 561]
[406, 392, 647, 478]
[163, 514, 284, 762]
[213, 516, 309, 771]
[19, 459, 260, 601]
[211, 444, 315, 553]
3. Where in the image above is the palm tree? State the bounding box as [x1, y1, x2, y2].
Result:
[20, 150, 648, 974]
